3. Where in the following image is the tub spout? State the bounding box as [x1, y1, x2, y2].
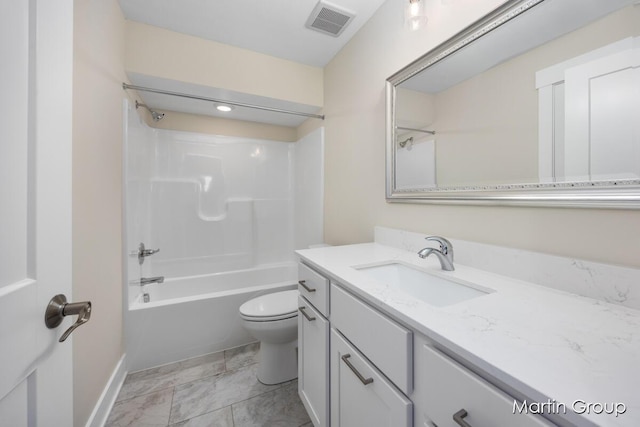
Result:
[139, 276, 164, 286]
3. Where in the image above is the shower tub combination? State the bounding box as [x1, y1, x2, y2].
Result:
[126, 263, 297, 371]
[123, 101, 323, 372]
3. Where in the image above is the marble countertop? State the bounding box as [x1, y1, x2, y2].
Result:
[296, 243, 640, 427]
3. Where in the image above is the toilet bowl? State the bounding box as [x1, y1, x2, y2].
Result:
[239, 289, 299, 384]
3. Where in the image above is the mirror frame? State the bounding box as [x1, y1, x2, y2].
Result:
[385, 0, 640, 209]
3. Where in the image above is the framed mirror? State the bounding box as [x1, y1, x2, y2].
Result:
[386, 0, 640, 208]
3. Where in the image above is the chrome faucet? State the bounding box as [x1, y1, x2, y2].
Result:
[139, 276, 164, 286]
[418, 236, 455, 271]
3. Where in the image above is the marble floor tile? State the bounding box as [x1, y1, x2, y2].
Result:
[232, 380, 311, 427]
[105, 387, 173, 427]
[169, 363, 280, 424]
[224, 342, 260, 372]
[168, 406, 234, 427]
[118, 351, 226, 402]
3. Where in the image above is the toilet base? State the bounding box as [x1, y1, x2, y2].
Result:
[256, 339, 298, 385]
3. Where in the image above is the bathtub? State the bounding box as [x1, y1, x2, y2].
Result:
[125, 263, 297, 372]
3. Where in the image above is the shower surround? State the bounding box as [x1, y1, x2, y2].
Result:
[123, 101, 323, 370]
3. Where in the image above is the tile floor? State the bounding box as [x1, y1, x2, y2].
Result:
[106, 342, 311, 427]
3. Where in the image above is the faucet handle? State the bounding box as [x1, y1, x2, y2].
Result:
[138, 242, 160, 265]
[425, 236, 453, 257]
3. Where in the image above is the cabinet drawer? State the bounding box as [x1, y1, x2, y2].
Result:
[331, 284, 412, 394]
[298, 262, 330, 316]
[418, 344, 553, 427]
[331, 329, 412, 427]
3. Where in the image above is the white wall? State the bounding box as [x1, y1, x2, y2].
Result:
[124, 102, 155, 307]
[125, 115, 325, 299]
[295, 127, 325, 250]
[323, 0, 640, 268]
[128, 129, 295, 282]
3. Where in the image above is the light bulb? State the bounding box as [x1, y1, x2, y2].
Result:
[405, 0, 427, 31]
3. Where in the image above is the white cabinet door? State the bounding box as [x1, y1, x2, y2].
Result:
[417, 343, 553, 427]
[298, 296, 330, 427]
[330, 330, 412, 427]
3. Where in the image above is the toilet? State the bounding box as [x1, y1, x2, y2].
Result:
[239, 289, 299, 384]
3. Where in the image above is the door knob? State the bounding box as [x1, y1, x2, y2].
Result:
[45, 294, 92, 342]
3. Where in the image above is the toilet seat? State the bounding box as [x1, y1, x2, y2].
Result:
[239, 289, 298, 322]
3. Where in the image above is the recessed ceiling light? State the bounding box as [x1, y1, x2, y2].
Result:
[216, 105, 233, 112]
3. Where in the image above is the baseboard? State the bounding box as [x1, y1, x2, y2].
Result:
[84, 353, 127, 427]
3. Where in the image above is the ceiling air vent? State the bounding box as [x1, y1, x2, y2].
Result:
[305, 1, 355, 37]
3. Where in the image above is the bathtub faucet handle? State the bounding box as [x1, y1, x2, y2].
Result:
[139, 276, 164, 286]
[138, 242, 160, 265]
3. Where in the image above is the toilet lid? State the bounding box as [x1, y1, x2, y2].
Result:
[239, 290, 298, 319]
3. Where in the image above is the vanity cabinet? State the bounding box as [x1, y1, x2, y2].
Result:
[330, 284, 412, 394]
[413, 335, 553, 427]
[298, 263, 330, 427]
[297, 260, 553, 427]
[331, 329, 412, 427]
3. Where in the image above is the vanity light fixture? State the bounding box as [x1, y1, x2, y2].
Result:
[216, 104, 233, 112]
[405, 0, 428, 31]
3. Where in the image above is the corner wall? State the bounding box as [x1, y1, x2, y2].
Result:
[322, 0, 640, 268]
[72, 0, 129, 424]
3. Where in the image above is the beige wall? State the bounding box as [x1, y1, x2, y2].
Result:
[73, 0, 129, 424]
[126, 21, 325, 140]
[323, 0, 640, 268]
[396, 87, 435, 130]
[125, 21, 323, 107]
[150, 110, 297, 141]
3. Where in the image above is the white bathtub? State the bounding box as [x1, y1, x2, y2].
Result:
[125, 263, 297, 372]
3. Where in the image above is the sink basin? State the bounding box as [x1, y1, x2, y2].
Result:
[354, 262, 492, 307]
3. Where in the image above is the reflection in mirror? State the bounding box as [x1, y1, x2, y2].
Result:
[387, 0, 640, 207]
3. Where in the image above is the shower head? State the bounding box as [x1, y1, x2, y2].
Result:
[398, 136, 413, 148]
[151, 111, 165, 122]
[135, 100, 165, 122]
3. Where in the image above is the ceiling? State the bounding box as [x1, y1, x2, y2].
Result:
[118, 0, 388, 68]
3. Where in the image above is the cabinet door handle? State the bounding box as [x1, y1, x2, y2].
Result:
[341, 353, 373, 385]
[298, 280, 316, 293]
[453, 409, 472, 427]
[298, 306, 316, 321]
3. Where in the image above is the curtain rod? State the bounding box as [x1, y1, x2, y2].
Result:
[396, 125, 436, 135]
[122, 83, 324, 120]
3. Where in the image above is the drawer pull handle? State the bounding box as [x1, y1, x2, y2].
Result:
[341, 353, 373, 386]
[298, 306, 316, 321]
[298, 280, 316, 293]
[453, 409, 471, 427]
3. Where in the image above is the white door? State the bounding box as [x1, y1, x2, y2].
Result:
[564, 38, 640, 181]
[0, 0, 75, 425]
